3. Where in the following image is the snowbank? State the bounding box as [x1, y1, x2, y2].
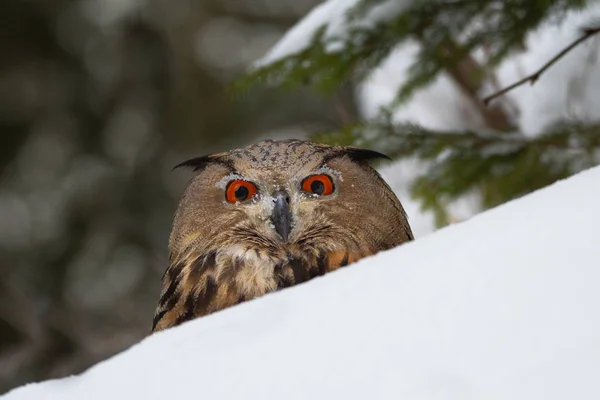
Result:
[4, 164, 600, 399]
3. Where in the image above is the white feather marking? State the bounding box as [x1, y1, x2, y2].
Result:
[258, 193, 276, 216]
[315, 165, 343, 182]
[220, 244, 277, 296]
[215, 173, 244, 189]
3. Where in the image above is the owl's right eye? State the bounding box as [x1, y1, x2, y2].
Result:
[301, 174, 334, 196]
[226, 180, 257, 203]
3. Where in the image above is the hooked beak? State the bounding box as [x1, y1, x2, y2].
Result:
[271, 191, 292, 242]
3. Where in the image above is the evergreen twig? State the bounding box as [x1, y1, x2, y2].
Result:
[483, 25, 600, 106]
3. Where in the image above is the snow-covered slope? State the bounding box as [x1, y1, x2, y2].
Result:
[4, 166, 600, 400]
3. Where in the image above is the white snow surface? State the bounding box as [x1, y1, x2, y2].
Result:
[5, 165, 600, 399]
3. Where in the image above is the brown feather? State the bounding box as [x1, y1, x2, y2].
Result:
[152, 248, 374, 332]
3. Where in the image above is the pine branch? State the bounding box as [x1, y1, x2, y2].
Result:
[234, 0, 588, 103]
[315, 120, 600, 157]
[483, 25, 600, 106]
[314, 120, 600, 226]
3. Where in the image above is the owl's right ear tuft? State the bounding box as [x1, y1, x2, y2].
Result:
[343, 147, 392, 163]
[173, 152, 229, 172]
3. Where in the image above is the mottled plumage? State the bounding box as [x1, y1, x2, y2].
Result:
[152, 139, 413, 332]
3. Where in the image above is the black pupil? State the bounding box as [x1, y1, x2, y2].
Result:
[310, 180, 325, 195]
[235, 185, 249, 200]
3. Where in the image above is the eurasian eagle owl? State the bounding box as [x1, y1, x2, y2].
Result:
[152, 139, 413, 332]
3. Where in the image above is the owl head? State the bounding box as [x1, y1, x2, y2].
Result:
[153, 139, 413, 331]
[170, 139, 412, 259]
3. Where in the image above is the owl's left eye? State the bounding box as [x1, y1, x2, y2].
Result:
[302, 174, 334, 196]
[226, 180, 257, 203]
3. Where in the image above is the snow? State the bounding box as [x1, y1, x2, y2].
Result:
[4, 163, 600, 399]
[256, 0, 410, 66]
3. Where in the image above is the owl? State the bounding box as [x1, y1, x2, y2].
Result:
[152, 139, 413, 332]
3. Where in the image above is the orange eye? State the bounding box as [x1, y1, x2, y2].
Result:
[302, 174, 334, 196]
[226, 180, 257, 203]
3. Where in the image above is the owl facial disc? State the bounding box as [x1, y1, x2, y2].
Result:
[271, 190, 292, 242]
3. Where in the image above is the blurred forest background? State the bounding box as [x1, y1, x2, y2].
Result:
[0, 0, 357, 392]
[2, 0, 600, 393]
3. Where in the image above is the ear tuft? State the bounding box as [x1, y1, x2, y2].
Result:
[343, 147, 391, 163]
[172, 152, 229, 172]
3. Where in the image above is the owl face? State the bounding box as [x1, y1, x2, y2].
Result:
[170, 140, 411, 263]
[214, 163, 338, 244]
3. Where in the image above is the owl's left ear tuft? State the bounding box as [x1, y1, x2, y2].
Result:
[173, 152, 229, 172]
[343, 147, 391, 163]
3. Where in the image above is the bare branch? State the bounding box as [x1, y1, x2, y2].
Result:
[483, 25, 600, 106]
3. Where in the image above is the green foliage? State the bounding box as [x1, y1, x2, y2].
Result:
[315, 120, 600, 225]
[234, 0, 587, 104]
[234, 0, 600, 227]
